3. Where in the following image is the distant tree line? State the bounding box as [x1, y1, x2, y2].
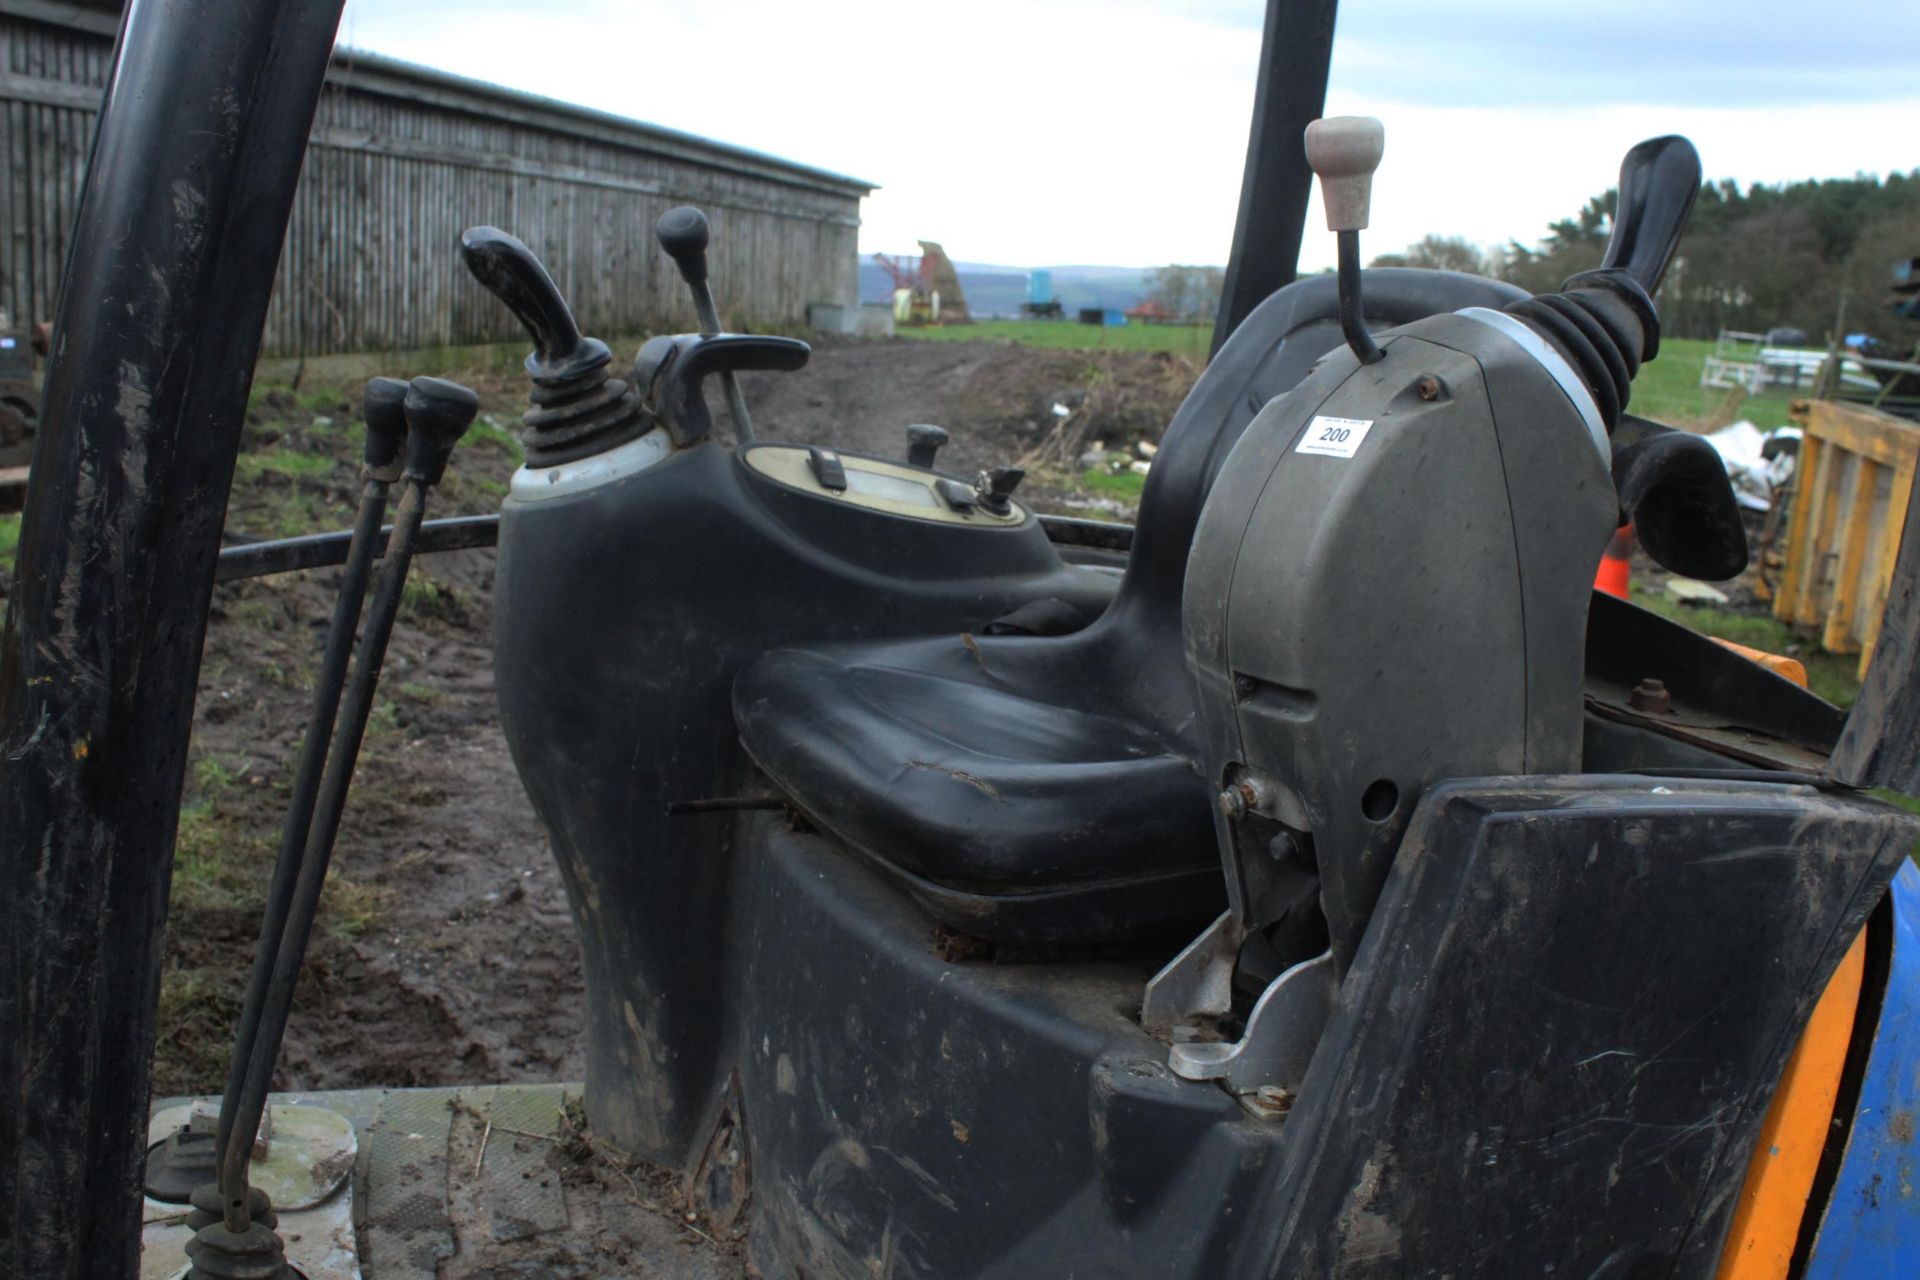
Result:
[1369, 170, 1920, 346]
[1145, 264, 1225, 321]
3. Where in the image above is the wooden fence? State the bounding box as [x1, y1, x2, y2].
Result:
[0, 0, 872, 357]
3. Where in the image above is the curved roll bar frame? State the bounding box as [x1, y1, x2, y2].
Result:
[0, 1, 348, 1273]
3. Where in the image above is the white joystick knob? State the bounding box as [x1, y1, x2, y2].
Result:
[1304, 116, 1386, 233]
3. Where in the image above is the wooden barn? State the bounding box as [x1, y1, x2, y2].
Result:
[0, 0, 873, 357]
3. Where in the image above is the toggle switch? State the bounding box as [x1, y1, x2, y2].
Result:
[807, 445, 848, 492]
[935, 478, 978, 513]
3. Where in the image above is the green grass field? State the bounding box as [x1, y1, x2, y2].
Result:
[1626, 337, 1801, 429]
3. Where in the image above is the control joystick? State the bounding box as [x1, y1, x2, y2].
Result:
[460, 226, 652, 467]
[654, 206, 757, 442]
[655, 206, 721, 334]
[401, 376, 480, 486]
[1502, 136, 1701, 431]
[1304, 116, 1386, 367]
[629, 206, 811, 447]
[905, 423, 949, 469]
[360, 376, 410, 479]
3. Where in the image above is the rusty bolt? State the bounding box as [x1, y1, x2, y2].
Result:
[1244, 1085, 1295, 1120]
[1416, 375, 1442, 401]
[1628, 677, 1673, 715]
[1217, 786, 1249, 819]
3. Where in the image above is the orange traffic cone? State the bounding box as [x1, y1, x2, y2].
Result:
[1595, 523, 1632, 598]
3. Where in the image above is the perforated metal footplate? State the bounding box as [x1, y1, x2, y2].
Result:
[360, 1088, 457, 1278]
[447, 1086, 570, 1246]
[147, 1086, 744, 1278]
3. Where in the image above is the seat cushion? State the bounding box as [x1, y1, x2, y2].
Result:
[730, 272, 1531, 945]
[733, 638, 1221, 940]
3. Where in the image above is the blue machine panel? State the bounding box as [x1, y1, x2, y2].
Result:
[1805, 859, 1920, 1277]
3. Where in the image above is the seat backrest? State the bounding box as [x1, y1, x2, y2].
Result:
[1101, 269, 1528, 635]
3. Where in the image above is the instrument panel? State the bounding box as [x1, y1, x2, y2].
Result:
[741, 444, 1026, 527]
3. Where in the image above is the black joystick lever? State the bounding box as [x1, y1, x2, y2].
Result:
[906, 423, 949, 469]
[460, 226, 604, 383]
[1504, 135, 1701, 431]
[460, 226, 651, 466]
[1594, 135, 1700, 308]
[656, 206, 759, 443]
[656, 206, 723, 334]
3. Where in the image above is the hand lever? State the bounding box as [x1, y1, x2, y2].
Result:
[1597, 136, 1701, 301]
[656, 206, 724, 335]
[403, 377, 481, 485]
[186, 377, 406, 1224]
[1304, 116, 1387, 366]
[209, 376, 476, 1253]
[1610, 414, 1747, 582]
[1531, 133, 1702, 389]
[656, 206, 759, 443]
[360, 375, 410, 478]
[646, 333, 809, 447]
[906, 423, 949, 469]
[459, 226, 611, 385]
[461, 225, 650, 466]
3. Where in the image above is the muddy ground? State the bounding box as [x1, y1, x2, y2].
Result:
[128, 333, 1198, 1103]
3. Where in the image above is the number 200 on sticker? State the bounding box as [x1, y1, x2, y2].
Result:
[1295, 415, 1374, 459]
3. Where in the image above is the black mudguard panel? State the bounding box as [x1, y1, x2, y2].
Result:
[1240, 776, 1917, 1277]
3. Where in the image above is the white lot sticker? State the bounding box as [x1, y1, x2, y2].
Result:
[1295, 415, 1375, 458]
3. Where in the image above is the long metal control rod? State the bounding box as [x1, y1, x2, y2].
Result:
[213, 378, 476, 1238]
[209, 379, 409, 1205]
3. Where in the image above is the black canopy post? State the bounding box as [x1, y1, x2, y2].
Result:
[1210, 0, 1340, 356]
[0, 0, 345, 1274]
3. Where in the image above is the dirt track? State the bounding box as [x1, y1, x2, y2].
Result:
[142, 335, 1196, 1102]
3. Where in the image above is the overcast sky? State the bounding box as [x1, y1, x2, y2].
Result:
[335, 0, 1920, 273]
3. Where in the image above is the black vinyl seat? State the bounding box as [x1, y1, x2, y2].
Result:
[734, 270, 1529, 944]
